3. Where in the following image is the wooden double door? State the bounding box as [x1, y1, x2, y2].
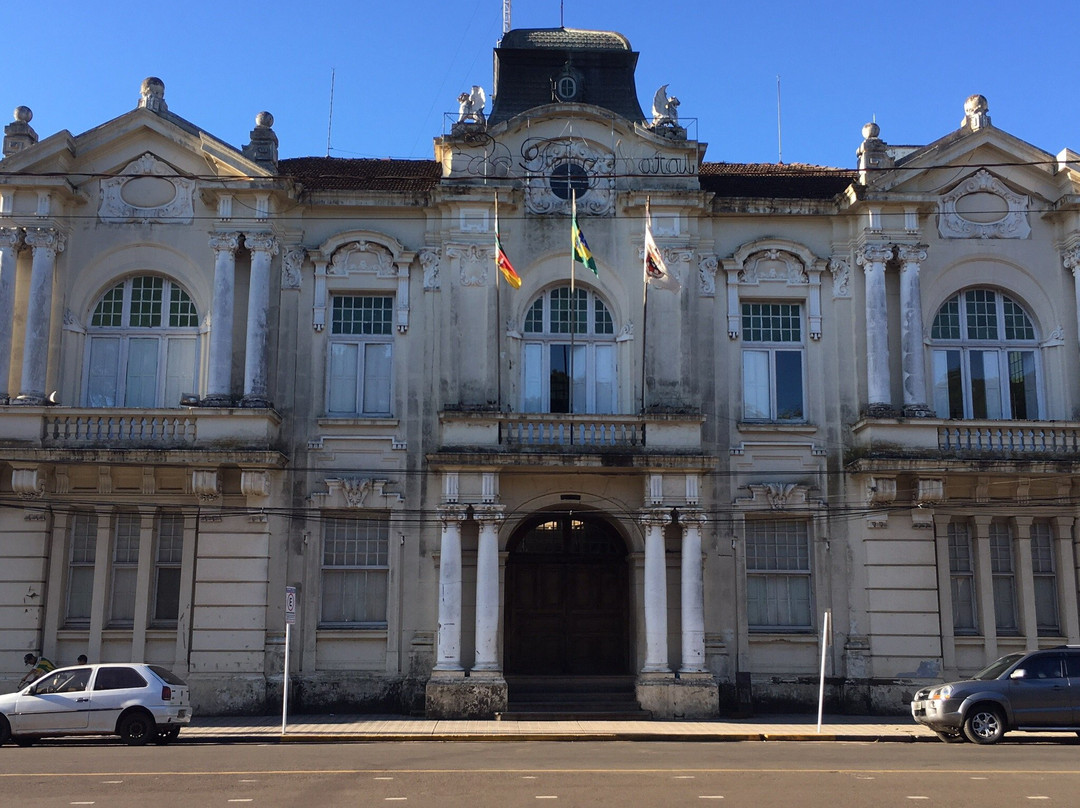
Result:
[504, 514, 630, 676]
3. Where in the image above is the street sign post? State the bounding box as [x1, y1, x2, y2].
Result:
[282, 586, 297, 734]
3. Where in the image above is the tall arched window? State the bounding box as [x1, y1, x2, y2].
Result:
[521, 286, 616, 414]
[84, 275, 200, 408]
[930, 288, 1040, 419]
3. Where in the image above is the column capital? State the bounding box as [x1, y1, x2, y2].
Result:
[1064, 245, 1080, 273]
[438, 505, 469, 526]
[678, 509, 708, 529]
[245, 232, 279, 255]
[472, 504, 506, 526]
[208, 231, 241, 254]
[0, 226, 23, 250]
[855, 243, 893, 267]
[896, 243, 928, 265]
[24, 227, 64, 254]
[638, 508, 674, 529]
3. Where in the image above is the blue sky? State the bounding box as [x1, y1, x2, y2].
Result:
[4, 1, 1075, 168]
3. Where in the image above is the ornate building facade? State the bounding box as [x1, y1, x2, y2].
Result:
[1, 29, 1079, 717]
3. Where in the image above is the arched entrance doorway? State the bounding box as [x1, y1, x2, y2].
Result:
[504, 512, 631, 675]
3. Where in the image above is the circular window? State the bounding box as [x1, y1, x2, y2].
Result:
[550, 162, 589, 201]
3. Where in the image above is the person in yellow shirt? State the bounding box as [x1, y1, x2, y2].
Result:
[19, 653, 56, 688]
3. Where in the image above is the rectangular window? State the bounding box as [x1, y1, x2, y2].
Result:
[1030, 520, 1059, 635]
[320, 514, 390, 625]
[947, 522, 977, 634]
[109, 513, 141, 626]
[66, 512, 98, 625]
[741, 303, 804, 421]
[745, 519, 811, 629]
[327, 296, 393, 416]
[153, 514, 184, 626]
[989, 522, 1017, 634]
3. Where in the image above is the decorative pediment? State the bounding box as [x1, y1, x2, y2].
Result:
[98, 153, 194, 225]
[737, 249, 808, 285]
[328, 241, 396, 278]
[937, 169, 1030, 239]
[321, 477, 402, 509]
[736, 482, 818, 511]
[522, 138, 615, 216]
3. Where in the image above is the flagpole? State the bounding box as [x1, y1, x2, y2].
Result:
[641, 197, 650, 414]
[495, 191, 503, 412]
[569, 190, 576, 424]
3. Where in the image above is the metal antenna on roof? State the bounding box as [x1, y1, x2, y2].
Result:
[560, 0, 564, 27]
[326, 68, 336, 158]
[777, 74, 783, 165]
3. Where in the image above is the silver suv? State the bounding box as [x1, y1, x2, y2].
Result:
[0, 663, 191, 746]
[911, 647, 1080, 744]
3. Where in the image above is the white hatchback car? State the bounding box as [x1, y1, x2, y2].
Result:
[0, 663, 191, 746]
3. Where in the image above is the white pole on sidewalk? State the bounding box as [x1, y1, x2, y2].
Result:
[282, 620, 290, 734]
[816, 609, 830, 733]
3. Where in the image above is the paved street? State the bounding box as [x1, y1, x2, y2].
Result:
[3, 739, 1080, 807]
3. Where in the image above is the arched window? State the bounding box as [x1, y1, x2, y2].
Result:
[930, 289, 1040, 419]
[84, 275, 200, 408]
[521, 286, 616, 414]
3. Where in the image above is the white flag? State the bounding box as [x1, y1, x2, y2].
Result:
[644, 207, 680, 292]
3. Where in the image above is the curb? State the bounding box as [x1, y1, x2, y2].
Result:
[178, 731, 935, 744]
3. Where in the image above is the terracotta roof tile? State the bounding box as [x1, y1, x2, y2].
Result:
[278, 157, 441, 192]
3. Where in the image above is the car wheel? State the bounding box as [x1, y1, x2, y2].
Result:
[118, 712, 154, 746]
[963, 704, 1006, 745]
[154, 726, 181, 745]
[934, 730, 966, 743]
[10, 735, 34, 747]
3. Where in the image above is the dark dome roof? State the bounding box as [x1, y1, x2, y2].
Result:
[499, 28, 631, 51]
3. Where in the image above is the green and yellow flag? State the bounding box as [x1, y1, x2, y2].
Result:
[571, 194, 597, 276]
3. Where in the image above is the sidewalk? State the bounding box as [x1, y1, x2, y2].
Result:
[181, 713, 942, 743]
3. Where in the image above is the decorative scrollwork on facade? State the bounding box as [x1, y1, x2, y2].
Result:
[281, 245, 305, 289]
[420, 247, 442, 290]
[520, 137, 615, 216]
[738, 249, 808, 285]
[99, 153, 194, 225]
[938, 169, 1030, 239]
[329, 241, 396, 278]
[697, 254, 718, 296]
[445, 244, 492, 287]
[828, 257, 851, 298]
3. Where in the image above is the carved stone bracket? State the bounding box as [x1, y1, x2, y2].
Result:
[420, 248, 441, 290]
[11, 467, 45, 500]
[322, 477, 402, 509]
[191, 469, 221, 503]
[445, 243, 493, 287]
[697, 254, 718, 297]
[281, 245, 305, 290]
[241, 470, 271, 498]
[828, 257, 851, 298]
[735, 483, 817, 511]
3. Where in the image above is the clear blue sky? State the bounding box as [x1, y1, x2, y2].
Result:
[4, 0, 1075, 168]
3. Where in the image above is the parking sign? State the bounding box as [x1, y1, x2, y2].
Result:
[285, 585, 297, 625]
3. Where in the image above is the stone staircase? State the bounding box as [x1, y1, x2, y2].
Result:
[499, 675, 652, 721]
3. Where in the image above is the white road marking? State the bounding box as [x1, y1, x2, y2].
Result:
[70, 803, 95, 806]
[102, 780, 123, 784]
[674, 775, 695, 779]
[227, 800, 253, 803]
[522, 776, 537, 779]
[1027, 798, 1050, 801]
[906, 798, 930, 801]
[536, 797, 559, 800]
[385, 799, 408, 802]
[239, 779, 257, 783]
[971, 777, 989, 780]
[374, 776, 394, 780]
[698, 797, 725, 800]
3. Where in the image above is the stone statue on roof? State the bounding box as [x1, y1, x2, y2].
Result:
[652, 85, 680, 126]
[457, 86, 487, 126]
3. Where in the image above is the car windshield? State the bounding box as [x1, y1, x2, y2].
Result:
[972, 653, 1025, 680]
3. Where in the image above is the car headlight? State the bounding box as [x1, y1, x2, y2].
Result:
[931, 685, 953, 700]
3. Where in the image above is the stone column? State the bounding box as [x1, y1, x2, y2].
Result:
[1065, 247, 1080, 363]
[473, 506, 504, 673]
[204, 232, 240, 406]
[434, 507, 467, 672]
[241, 233, 278, 407]
[897, 244, 931, 416]
[640, 509, 672, 673]
[1053, 516, 1079, 644]
[679, 511, 707, 673]
[972, 515, 997, 663]
[856, 243, 894, 416]
[0, 227, 22, 402]
[1011, 517, 1038, 652]
[16, 228, 64, 404]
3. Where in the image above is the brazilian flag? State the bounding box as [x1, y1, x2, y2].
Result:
[572, 202, 597, 276]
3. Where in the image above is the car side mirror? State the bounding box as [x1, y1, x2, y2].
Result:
[1010, 669, 1026, 679]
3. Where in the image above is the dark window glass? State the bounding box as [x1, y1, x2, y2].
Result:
[93, 667, 148, 691]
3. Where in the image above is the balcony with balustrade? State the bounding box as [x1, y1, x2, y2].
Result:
[848, 416, 1080, 472]
[436, 410, 706, 466]
[0, 406, 284, 465]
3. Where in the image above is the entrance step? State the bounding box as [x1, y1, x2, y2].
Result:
[500, 675, 652, 721]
